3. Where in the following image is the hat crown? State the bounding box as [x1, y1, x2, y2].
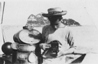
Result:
[48, 8, 64, 14]
[42, 7, 67, 17]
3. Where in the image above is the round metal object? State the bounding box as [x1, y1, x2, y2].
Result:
[17, 52, 38, 64]
[2, 42, 12, 55]
[13, 29, 42, 44]
[28, 52, 38, 63]
[16, 44, 36, 52]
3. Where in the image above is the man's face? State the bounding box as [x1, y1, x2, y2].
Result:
[48, 15, 62, 25]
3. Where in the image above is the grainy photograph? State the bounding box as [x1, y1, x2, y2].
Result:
[0, 0, 98, 64]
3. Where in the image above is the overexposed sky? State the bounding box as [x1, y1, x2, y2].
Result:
[2, 0, 98, 26]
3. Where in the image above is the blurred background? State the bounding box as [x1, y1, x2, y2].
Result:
[0, 0, 98, 54]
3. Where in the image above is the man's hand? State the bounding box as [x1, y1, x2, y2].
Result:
[40, 43, 51, 50]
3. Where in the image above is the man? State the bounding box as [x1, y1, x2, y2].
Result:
[40, 7, 74, 58]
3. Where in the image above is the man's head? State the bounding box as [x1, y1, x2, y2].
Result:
[42, 7, 67, 25]
[47, 15, 62, 25]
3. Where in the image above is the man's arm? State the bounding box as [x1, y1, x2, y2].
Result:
[40, 25, 51, 50]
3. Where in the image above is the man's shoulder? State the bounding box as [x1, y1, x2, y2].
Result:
[43, 25, 51, 30]
[43, 25, 50, 28]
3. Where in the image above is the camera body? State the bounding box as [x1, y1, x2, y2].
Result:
[42, 40, 60, 58]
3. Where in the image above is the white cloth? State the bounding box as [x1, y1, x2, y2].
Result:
[46, 27, 73, 56]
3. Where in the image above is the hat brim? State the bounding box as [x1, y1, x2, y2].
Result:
[42, 11, 67, 17]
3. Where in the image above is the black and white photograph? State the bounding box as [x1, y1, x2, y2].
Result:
[0, 0, 98, 64]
